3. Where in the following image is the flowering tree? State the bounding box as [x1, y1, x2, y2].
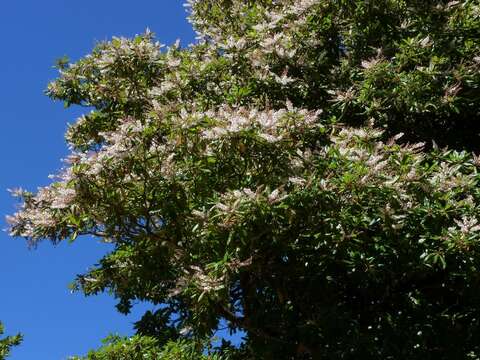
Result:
[8, 0, 480, 358]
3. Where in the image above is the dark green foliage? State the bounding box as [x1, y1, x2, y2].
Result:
[134, 309, 179, 345]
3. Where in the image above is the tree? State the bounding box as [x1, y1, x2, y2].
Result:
[8, 0, 480, 358]
[0, 323, 22, 360]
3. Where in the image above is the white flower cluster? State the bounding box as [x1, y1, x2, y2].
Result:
[169, 265, 225, 298]
[96, 33, 163, 73]
[186, 0, 323, 86]
[7, 184, 75, 238]
[429, 161, 475, 192]
[199, 104, 322, 143]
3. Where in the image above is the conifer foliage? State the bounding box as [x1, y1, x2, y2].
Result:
[8, 1, 480, 358]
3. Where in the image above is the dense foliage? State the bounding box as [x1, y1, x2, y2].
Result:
[68, 335, 225, 360]
[8, 0, 480, 358]
[0, 323, 21, 360]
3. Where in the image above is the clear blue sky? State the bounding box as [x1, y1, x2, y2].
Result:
[0, 2, 195, 359]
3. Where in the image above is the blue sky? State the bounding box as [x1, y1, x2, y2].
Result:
[0, 1, 196, 359]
